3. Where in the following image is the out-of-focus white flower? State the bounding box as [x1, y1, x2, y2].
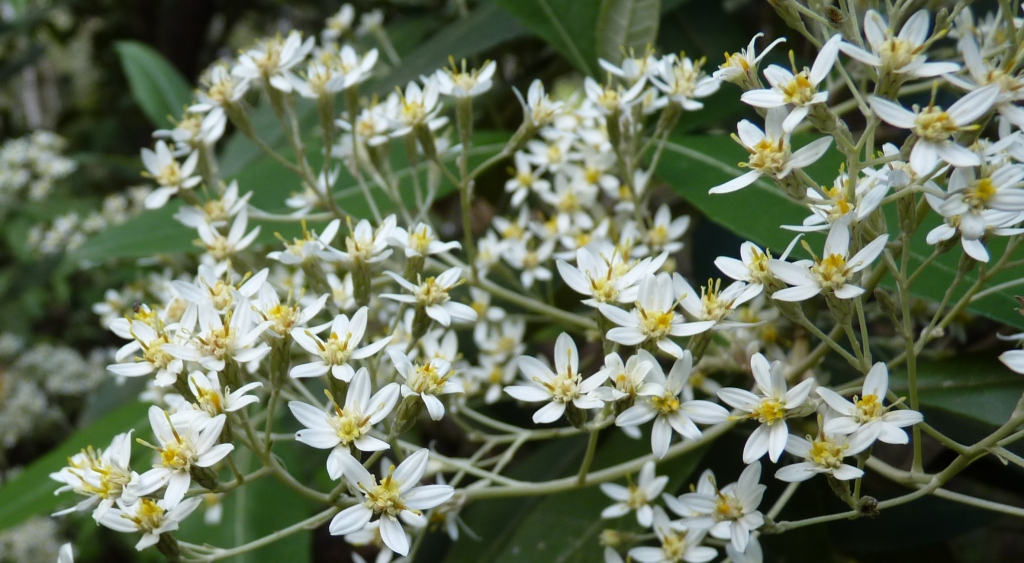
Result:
[329, 449, 454, 556]
[141, 141, 201, 209]
[709, 107, 832, 194]
[174, 180, 251, 229]
[666, 463, 765, 553]
[195, 210, 262, 262]
[233, 30, 315, 92]
[289, 368, 400, 479]
[518, 79, 564, 128]
[323, 4, 355, 41]
[600, 460, 669, 527]
[505, 151, 550, 207]
[436, 59, 497, 98]
[868, 85, 1000, 175]
[388, 80, 448, 137]
[505, 332, 608, 423]
[717, 354, 814, 463]
[389, 222, 461, 258]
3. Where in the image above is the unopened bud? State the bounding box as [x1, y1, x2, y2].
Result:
[392, 395, 424, 437]
[565, 403, 588, 430]
[157, 533, 181, 562]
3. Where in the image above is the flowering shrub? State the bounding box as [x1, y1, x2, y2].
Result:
[4, 0, 1024, 561]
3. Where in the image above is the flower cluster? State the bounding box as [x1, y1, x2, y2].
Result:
[41, 1, 1024, 561]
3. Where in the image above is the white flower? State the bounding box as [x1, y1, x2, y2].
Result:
[650, 53, 720, 111]
[666, 463, 765, 553]
[600, 461, 669, 527]
[51, 431, 138, 521]
[335, 45, 379, 89]
[505, 332, 608, 424]
[132, 408, 234, 507]
[153, 108, 226, 153]
[784, 172, 889, 232]
[470, 354, 519, 404]
[251, 282, 327, 337]
[950, 34, 1024, 128]
[233, 30, 315, 92]
[107, 319, 185, 387]
[816, 362, 923, 445]
[714, 33, 786, 84]
[584, 76, 647, 115]
[615, 351, 729, 458]
[174, 180, 251, 229]
[329, 449, 454, 556]
[98, 497, 202, 551]
[435, 59, 497, 98]
[769, 218, 888, 302]
[935, 163, 1024, 239]
[381, 267, 478, 327]
[868, 85, 1000, 175]
[390, 350, 464, 420]
[518, 79, 564, 128]
[741, 34, 842, 132]
[592, 351, 654, 402]
[290, 307, 392, 381]
[925, 207, 1024, 262]
[1001, 349, 1024, 374]
[717, 354, 815, 463]
[195, 210, 262, 262]
[628, 507, 716, 563]
[715, 240, 793, 296]
[141, 141, 200, 209]
[323, 4, 355, 41]
[556, 245, 656, 308]
[165, 302, 271, 372]
[58, 544, 74, 563]
[330, 215, 397, 267]
[635, 204, 690, 256]
[505, 151, 550, 207]
[267, 219, 342, 265]
[673, 275, 761, 329]
[709, 107, 832, 194]
[289, 368, 400, 479]
[187, 370, 262, 417]
[503, 238, 556, 289]
[388, 222, 461, 258]
[388, 80, 448, 136]
[775, 428, 871, 482]
[599, 50, 659, 84]
[191, 64, 249, 112]
[599, 273, 715, 358]
[473, 315, 526, 361]
[839, 10, 961, 78]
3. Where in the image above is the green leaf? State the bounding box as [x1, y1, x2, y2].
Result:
[176, 444, 312, 562]
[596, 0, 661, 65]
[890, 355, 1024, 427]
[0, 401, 150, 531]
[115, 41, 192, 129]
[656, 135, 1024, 332]
[384, 3, 527, 90]
[495, 0, 603, 75]
[68, 133, 512, 263]
[445, 429, 705, 562]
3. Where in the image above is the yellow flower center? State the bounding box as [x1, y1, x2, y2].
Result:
[746, 137, 789, 176]
[361, 467, 409, 519]
[638, 306, 676, 340]
[750, 398, 786, 424]
[913, 106, 959, 142]
[965, 177, 997, 208]
[651, 392, 681, 415]
[809, 437, 848, 469]
[780, 71, 817, 105]
[853, 394, 883, 422]
[811, 254, 850, 289]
